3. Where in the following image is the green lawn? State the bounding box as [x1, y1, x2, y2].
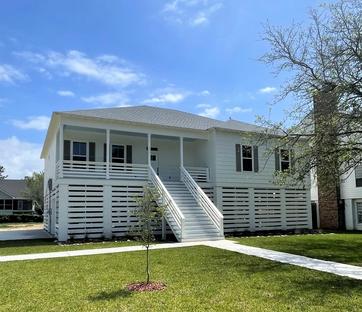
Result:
[0, 239, 143, 256]
[231, 233, 362, 266]
[1, 246, 362, 311]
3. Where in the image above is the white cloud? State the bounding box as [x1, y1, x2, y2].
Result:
[162, 0, 223, 27]
[15, 50, 144, 87]
[57, 90, 75, 97]
[0, 136, 43, 178]
[82, 92, 129, 107]
[144, 88, 189, 104]
[196, 103, 211, 108]
[198, 106, 220, 118]
[12, 116, 50, 131]
[225, 106, 252, 114]
[259, 86, 277, 94]
[0, 64, 27, 83]
[199, 90, 210, 96]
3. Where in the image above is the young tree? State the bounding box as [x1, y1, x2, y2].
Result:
[23, 172, 44, 215]
[259, 0, 362, 228]
[133, 186, 165, 284]
[0, 166, 6, 180]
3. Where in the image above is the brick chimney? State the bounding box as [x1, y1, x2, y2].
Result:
[313, 84, 340, 229]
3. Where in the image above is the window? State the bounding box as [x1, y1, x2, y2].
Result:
[112, 145, 125, 163]
[357, 202, 362, 224]
[280, 149, 290, 171]
[72, 142, 87, 161]
[355, 166, 362, 187]
[242, 145, 253, 171]
[4, 200, 12, 210]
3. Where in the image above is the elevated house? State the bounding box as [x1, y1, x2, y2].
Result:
[0, 179, 33, 216]
[41, 106, 312, 242]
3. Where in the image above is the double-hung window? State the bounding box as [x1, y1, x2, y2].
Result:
[355, 166, 362, 187]
[280, 149, 291, 171]
[112, 145, 125, 163]
[72, 142, 87, 161]
[242, 145, 253, 171]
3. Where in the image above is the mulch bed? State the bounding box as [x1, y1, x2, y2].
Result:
[126, 282, 166, 292]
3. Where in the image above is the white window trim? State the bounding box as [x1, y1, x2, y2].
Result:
[242, 144, 254, 172]
[279, 148, 291, 171]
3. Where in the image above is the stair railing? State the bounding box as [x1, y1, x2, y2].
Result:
[148, 165, 184, 241]
[180, 166, 224, 237]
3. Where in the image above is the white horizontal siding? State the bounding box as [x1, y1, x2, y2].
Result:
[340, 169, 362, 199]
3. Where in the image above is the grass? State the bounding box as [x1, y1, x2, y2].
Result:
[0, 239, 144, 256]
[1, 246, 362, 311]
[231, 233, 362, 266]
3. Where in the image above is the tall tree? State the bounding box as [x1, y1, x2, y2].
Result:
[259, 0, 362, 228]
[23, 172, 44, 215]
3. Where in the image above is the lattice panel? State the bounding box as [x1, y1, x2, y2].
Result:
[254, 188, 282, 230]
[285, 189, 309, 229]
[222, 187, 250, 233]
[67, 184, 104, 239]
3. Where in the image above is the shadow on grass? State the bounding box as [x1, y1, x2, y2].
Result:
[88, 288, 133, 301]
[0, 239, 55, 250]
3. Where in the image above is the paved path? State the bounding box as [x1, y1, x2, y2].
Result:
[2, 239, 362, 281]
[0, 229, 51, 241]
[205, 240, 362, 281]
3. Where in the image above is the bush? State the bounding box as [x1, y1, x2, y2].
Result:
[0, 214, 43, 223]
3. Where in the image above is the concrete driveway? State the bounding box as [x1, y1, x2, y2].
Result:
[0, 229, 52, 241]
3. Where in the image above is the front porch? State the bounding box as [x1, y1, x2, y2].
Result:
[55, 125, 211, 182]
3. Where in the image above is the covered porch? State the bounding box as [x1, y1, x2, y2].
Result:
[55, 125, 211, 182]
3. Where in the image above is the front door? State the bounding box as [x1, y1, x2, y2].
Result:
[151, 150, 159, 175]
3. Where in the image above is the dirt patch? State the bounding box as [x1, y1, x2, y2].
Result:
[126, 282, 166, 292]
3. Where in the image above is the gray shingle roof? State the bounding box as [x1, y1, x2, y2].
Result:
[61, 105, 265, 133]
[0, 179, 27, 199]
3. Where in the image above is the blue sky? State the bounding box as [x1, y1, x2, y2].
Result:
[0, 0, 323, 178]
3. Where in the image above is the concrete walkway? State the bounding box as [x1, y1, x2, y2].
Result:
[2, 239, 362, 281]
[205, 240, 362, 281]
[0, 229, 51, 241]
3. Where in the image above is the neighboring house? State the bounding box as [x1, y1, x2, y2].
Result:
[0, 179, 33, 216]
[41, 105, 312, 242]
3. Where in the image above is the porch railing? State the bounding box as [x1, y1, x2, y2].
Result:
[181, 166, 223, 236]
[56, 160, 148, 180]
[184, 166, 210, 182]
[148, 165, 184, 241]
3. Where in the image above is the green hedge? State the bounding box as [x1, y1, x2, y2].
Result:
[0, 215, 43, 223]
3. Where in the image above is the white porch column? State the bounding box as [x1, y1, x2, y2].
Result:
[148, 133, 151, 167]
[103, 184, 112, 239]
[248, 188, 256, 232]
[106, 129, 110, 179]
[280, 188, 287, 230]
[58, 183, 69, 242]
[59, 123, 64, 178]
[180, 137, 184, 168]
[345, 199, 354, 230]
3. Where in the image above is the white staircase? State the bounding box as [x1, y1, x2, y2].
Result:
[163, 181, 224, 242]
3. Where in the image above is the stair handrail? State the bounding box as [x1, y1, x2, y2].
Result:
[148, 165, 185, 240]
[180, 166, 224, 235]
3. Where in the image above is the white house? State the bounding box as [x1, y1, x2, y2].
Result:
[41, 105, 312, 242]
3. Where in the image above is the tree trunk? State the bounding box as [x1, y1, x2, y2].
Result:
[146, 246, 150, 284]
